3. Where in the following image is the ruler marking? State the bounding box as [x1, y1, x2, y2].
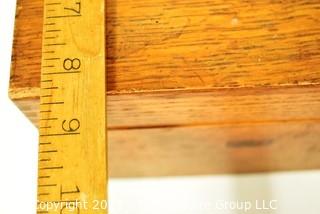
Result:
[46, 2, 61, 6]
[40, 133, 80, 137]
[40, 110, 52, 113]
[40, 101, 64, 105]
[39, 126, 52, 129]
[42, 50, 55, 54]
[39, 150, 58, 153]
[42, 86, 58, 90]
[41, 95, 53, 98]
[40, 158, 51, 162]
[45, 29, 61, 32]
[43, 71, 81, 75]
[42, 65, 55, 68]
[38, 176, 51, 179]
[41, 79, 53, 83]
[39, 166, 63, 170]
[38, 184, 57, 187]
[44, 43, 66, 46]
[40, 117, 57, 120]
[47, 14, 81, 19]
[44, 57, 60, 61]
[44, 36, 58, 39]
[40, 142, 52, 145]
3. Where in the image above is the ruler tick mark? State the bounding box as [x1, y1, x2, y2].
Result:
[43, 71, 80, 75]
[39, 166, 63, 170]
[47, 14, 81, 19]
[40, 117, 57, 120]
[40, 126, 52, 129]
[40, 150, 58, 153]
[40, 101, 64, 105]
[40, 142, 52, 145]
[44, 43, 66, 46]
[42, 86, 58, 90]
[38, 184, 57, 187]
[42, 51, 55, 54]
[38, 176, 51, 179]
[44, 58, 60, 61]
[40, 158, 51, 162]
[41, 79, 53, 83]
[46, 2, 61, 6]
[41, 95, 53, 98]
[45, 29, 61, 32]
[40, 110, 52, 113]
[40, 133, 80, 137]
[44, 36, 58, 39]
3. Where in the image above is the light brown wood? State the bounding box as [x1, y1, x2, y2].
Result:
[9, 0, 320, 177]
[36, 0, 107, 213]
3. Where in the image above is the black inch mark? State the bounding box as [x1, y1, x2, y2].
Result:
[46, 14, 81, 19]
[46, 2, 61, 6]
[38, 176, 51, 180]
[38, 193, 50, 196]
[44, 36, 58, 39]
[40, 158, 51, 162]
[39, 166, 63, 170]
[40, 132, 80, 137]
[62, 119, 80, 133]
[45, 29, 61, 32]
[45, 23, 56, 26]
[38, 184, 57, 187]
[60, 185, 80, 199]
[64, 2, 81, 15]
[41, 95, 53, 98]
[40, 117, 57, 120]
[40, 101, 64, 106]
[44, 57, 60, 61]
[43, 71, 80, 75]
[42, 50, 55, 54]
[40, 110, 52, 113]
[40, 126, 52, 129]
[39, 150, 58, 153]
[40, 142, 52, 145]
[44, 43, 66, 46]
[63, 58, 81, 70]
[41, 79, 53, 83]
[42, 86, 58, 90]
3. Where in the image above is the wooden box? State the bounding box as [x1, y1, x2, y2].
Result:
[9, 0, 320, 177]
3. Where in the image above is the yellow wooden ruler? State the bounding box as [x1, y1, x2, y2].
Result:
[37, 0, 107, 213]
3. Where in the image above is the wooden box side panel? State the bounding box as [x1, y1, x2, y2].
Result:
[10, 0, 320, 98]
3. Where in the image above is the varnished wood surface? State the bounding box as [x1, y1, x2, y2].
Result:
[10, 0, 320, 92]
[9, 0, 320, 176]
[13, 85, 320, 128]
[110, 122, 320, 177]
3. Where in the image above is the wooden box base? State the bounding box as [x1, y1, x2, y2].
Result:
[9, 0, 320, 177]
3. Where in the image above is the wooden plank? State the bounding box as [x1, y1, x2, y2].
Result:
[109, 122, 320, 177]
[10, 0, 320, 93]
[12, 85, 320, 128]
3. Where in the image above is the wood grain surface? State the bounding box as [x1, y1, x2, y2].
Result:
[9, 0, 320, 176]
[10, 0, 320, 92]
